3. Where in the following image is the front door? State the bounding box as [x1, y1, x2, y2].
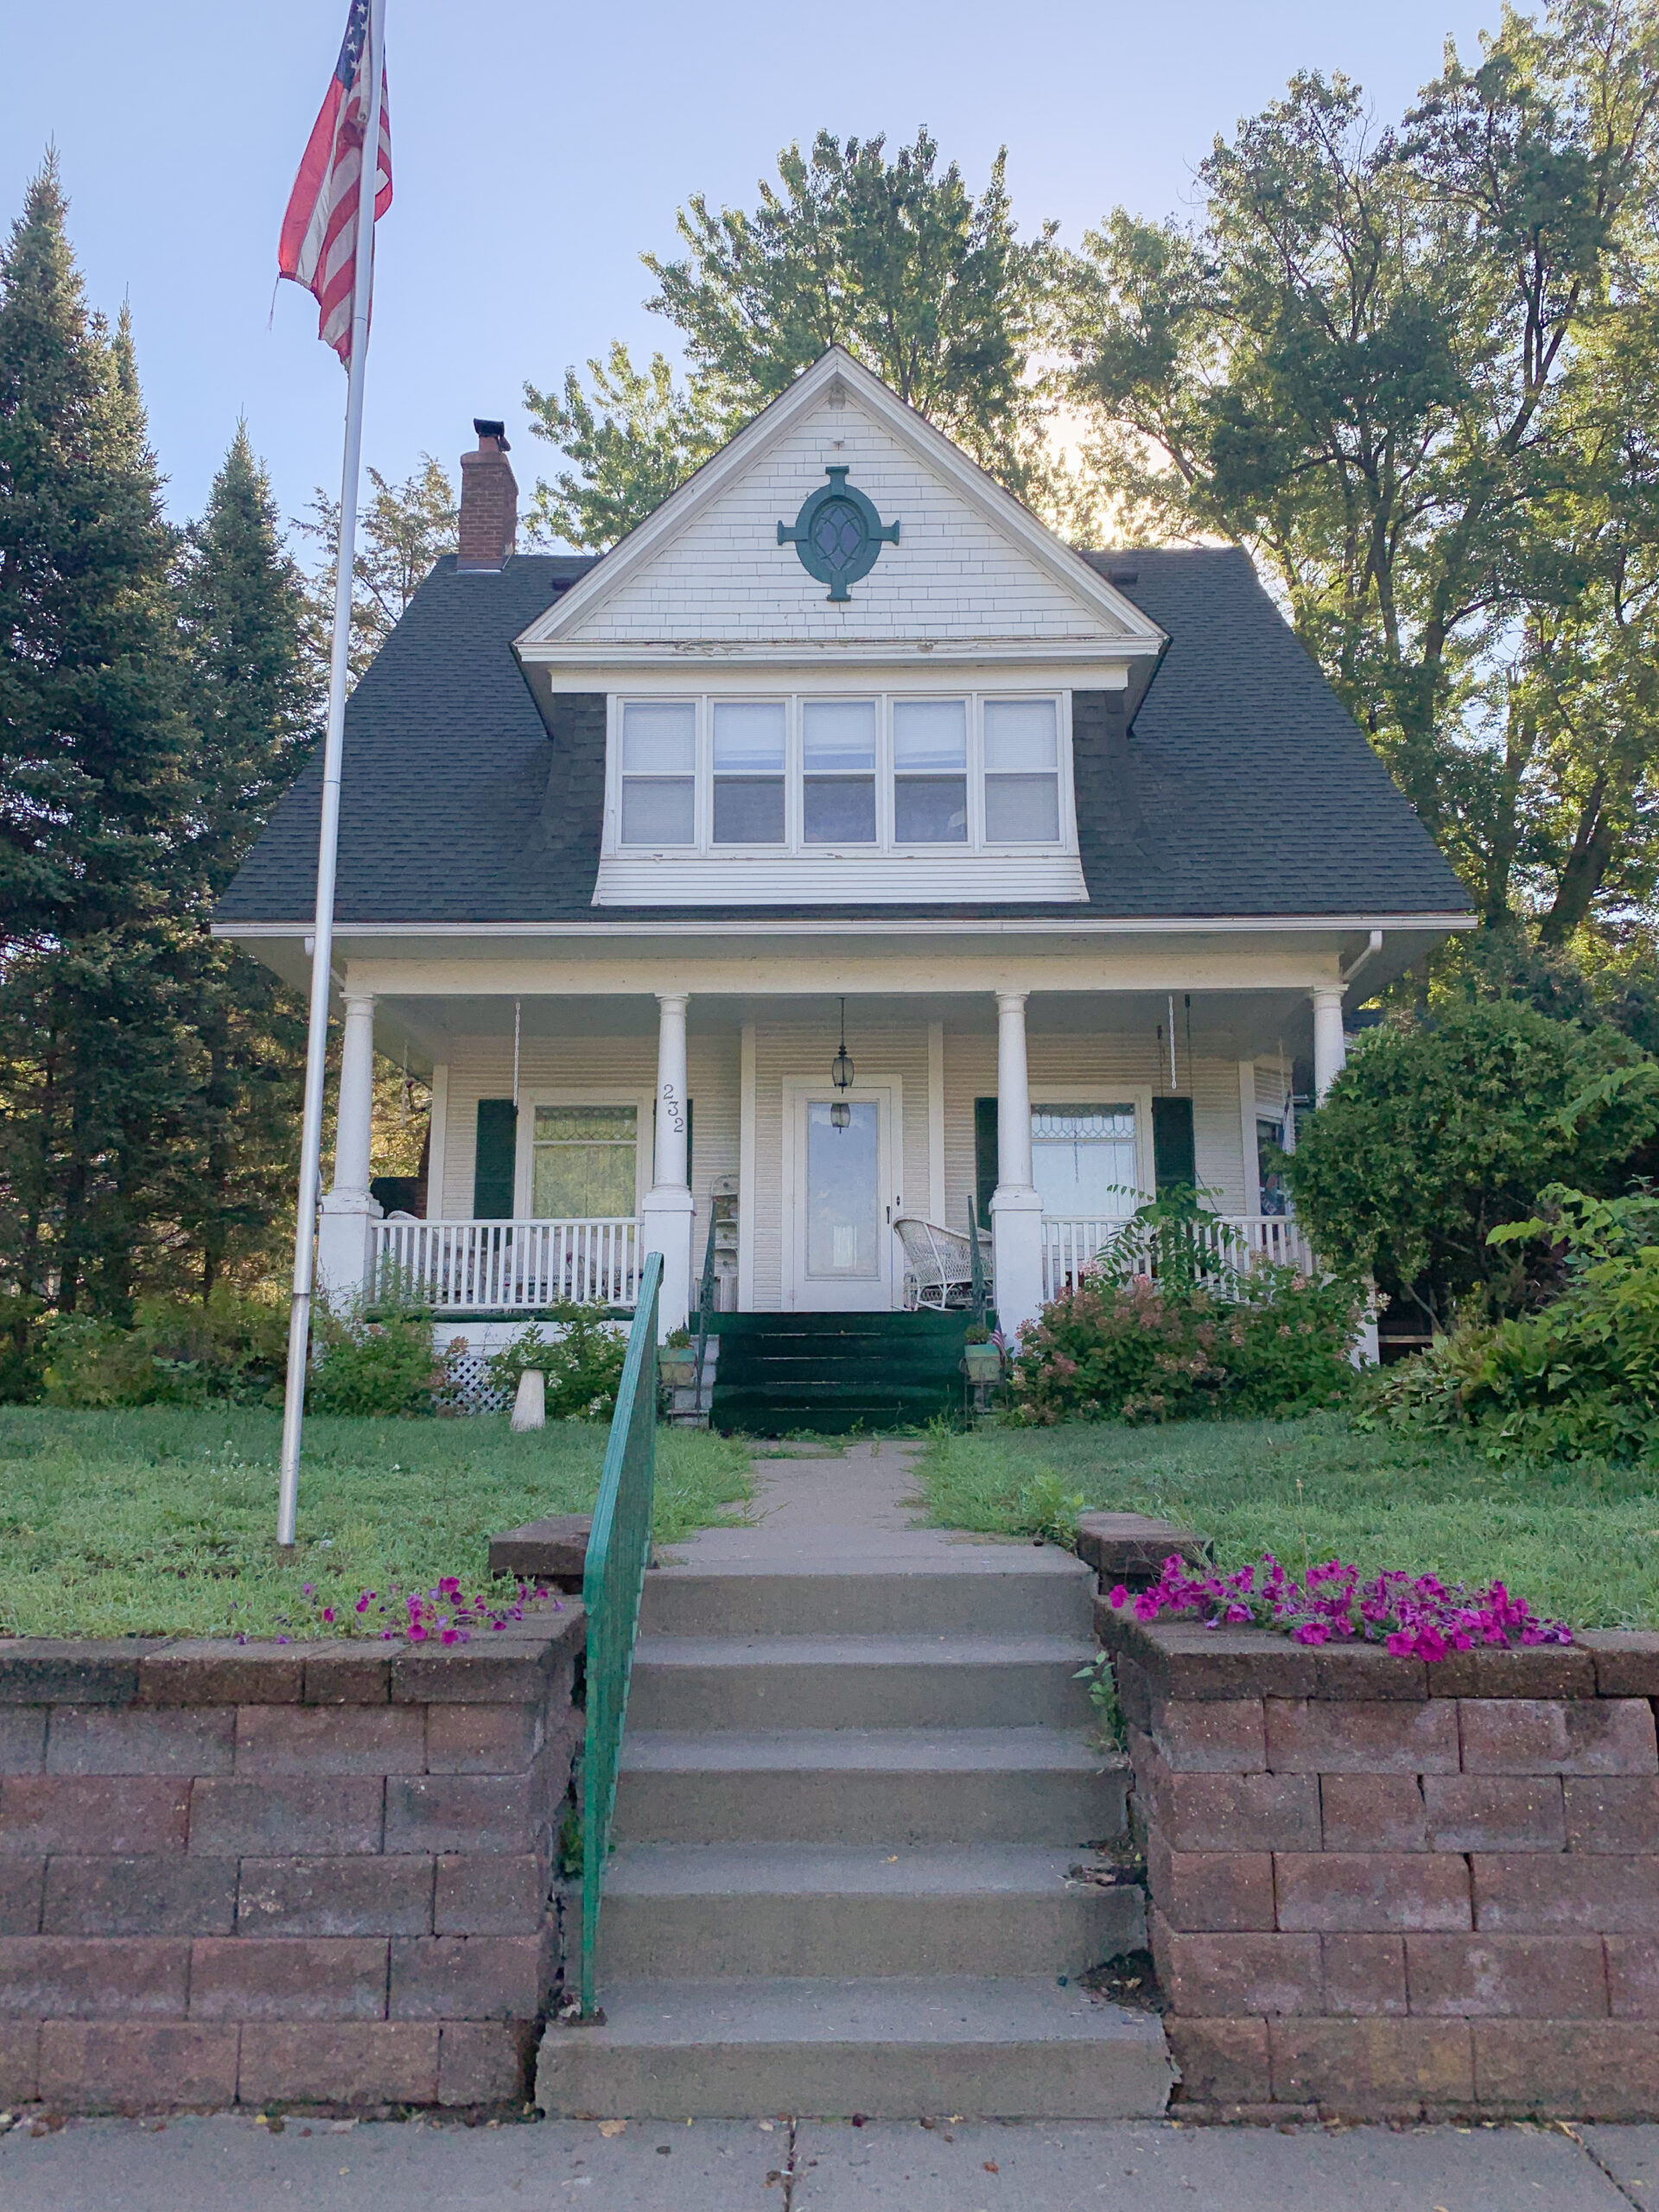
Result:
[784, 1081, 899, 1311]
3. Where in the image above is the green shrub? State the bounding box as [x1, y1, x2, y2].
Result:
[308, 1298, 459, 1419]
[483, 1306, 628, 1421]
[1007, 1264, 1360, 1426]
[1361, 1185, 1659, 1462]
[1288, 998, 1659, 1332]
[40, 1290, 290, 1409]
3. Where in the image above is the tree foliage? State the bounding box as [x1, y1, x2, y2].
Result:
[297, 455, 456, 684]
[528, 128, 1058, 546]
[1063, 3, 1659, 944]
[0, 163, 319, 1338]
[525, 342, 726, 550]
[1287, 998, 1659, 1330]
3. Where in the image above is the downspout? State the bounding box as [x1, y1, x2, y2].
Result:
[1340, 929, 1384, 994]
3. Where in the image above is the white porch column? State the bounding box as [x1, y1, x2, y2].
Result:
[316, 990, 382, 1310]
[1312, 985, 1348, 1104]
[641, 992, 694, 1338]
[990, 990, 1045, 1337]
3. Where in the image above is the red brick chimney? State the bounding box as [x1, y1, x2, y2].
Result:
[456, 418, 518, 570]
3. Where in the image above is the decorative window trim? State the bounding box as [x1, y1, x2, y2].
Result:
[604, 691, 1077, 861]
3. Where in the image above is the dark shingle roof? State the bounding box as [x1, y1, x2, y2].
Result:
[216, 545, 1469, 927]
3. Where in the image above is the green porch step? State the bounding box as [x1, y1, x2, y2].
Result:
[708, 1311, 977, 1436]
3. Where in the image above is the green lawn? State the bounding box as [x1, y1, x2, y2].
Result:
[916, 1414, 1659, 1630]
[0, 1408, 751, 1641]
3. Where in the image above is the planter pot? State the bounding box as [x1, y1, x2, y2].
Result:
[962, 1345, 1004, 1384]
[659, 1353, 697, 1389]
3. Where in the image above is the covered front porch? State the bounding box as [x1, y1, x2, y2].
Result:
[315, 970, 1351, 1342]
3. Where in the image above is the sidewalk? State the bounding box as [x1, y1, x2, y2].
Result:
[0, 2113, 1653, 2209]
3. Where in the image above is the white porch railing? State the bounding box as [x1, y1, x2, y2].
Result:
[1039, 1213, 1316, 1302]
[372, 1218, 643, 1312]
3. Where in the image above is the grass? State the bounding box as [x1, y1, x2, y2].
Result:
[915, 1413, 1659, 1630]
[0, 1407, 752, 1641]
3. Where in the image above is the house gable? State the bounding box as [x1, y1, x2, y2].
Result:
[516, 350, 1163, 660]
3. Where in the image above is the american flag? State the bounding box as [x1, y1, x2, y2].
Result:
[277, 0, 392, 366]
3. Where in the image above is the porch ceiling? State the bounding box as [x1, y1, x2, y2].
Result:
[371, 985, 1332, 1074]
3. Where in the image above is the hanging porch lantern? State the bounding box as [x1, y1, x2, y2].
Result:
[830, 997, 854, 1129]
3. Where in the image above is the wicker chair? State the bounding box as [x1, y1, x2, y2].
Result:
[893, 1216, 994, 1312]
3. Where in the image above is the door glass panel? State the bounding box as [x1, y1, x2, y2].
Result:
[804, 1101, 880, 1277]
[531, 1104, 639, 1217]
[1030, 1104, 1138, 1217]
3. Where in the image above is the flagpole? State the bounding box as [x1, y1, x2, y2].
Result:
[277, 0, 389, 1550]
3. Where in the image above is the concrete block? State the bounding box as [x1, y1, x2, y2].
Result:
[236, 1855, 435, 1937]
[42, 1855, 236, 1936]
[46, 1706, 234, 1776]
[189, 1936, 390, 2020]
[37, 2021, 238, 2113]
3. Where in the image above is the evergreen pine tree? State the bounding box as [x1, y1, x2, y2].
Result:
[0, 156, 192, 1317]
[170, 427, 316, 1294]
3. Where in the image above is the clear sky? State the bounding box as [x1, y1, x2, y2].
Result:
[3, 0, 1497, 536]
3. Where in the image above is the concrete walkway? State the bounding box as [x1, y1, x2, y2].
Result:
[661, 1436, 956, 1564]
[1, 2113, 1655, 2209]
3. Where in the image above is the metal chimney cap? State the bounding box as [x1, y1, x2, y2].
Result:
[474, 417, 509, 449]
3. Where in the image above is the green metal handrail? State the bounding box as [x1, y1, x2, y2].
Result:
[968, 1196, 989, 1329]
[692, 1200, 720, 1407]
[577, 1246, 662, 2018]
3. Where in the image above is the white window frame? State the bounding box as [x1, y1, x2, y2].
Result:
[605, 692, 1077, 859]
[513, 1088, 655, 1220]
[1029, 1088, 1156, 1216]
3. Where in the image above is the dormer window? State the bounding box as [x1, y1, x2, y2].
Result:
[620, 701, 695, 846]
[803, 701, 878, 844]
[713, 702, 786, 843]
[893, 700, 968, 842]
[610, 691, 1073, 856]
[984, 699, 1060, 842]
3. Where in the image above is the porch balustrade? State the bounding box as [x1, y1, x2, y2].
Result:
[1039, 1213, 1316, 1302]
[371, 1217, 642, 1312]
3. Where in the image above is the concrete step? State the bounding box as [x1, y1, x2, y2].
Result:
[628, 1634, 1096, 1732]
[639, 1557, 1096, 1640]
[614, 1729, 1129, 1846]
[535, 1974, 1173, 2119]
[591, 1843, 1146, 1978]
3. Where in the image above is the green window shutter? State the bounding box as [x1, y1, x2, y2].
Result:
[973, 1097, 999, 1230]
[1153, 1096, 1196, 1191]
[473, 1099, 518, 1218]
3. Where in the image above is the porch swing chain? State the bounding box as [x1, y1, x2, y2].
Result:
[512, 998, 521, 1116]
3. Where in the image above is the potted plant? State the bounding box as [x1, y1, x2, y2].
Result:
[658, 1326, 697, 1389]
[962, 1324, 1005, 1384]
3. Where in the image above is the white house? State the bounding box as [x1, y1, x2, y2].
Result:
[218, 348, 1470, 1397]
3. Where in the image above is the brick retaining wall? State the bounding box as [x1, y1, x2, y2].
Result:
[0, 1609, 582, 2115]
[1098, 1599, 1659, 2121]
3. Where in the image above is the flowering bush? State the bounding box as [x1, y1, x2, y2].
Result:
[1006, 1263, 1360, 1426]
[252, 1576, 563, 1646]
[484, 1305, 628, 1421]
[1109, 1549, 1571, 1660]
